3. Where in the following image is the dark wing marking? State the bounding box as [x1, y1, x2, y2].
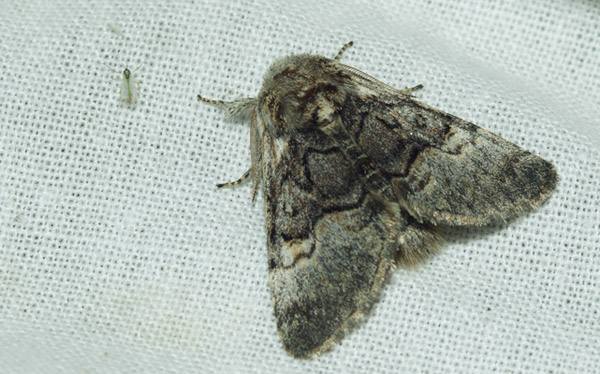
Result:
[341, 93, 557, 226]
[262, 127, 439, 358]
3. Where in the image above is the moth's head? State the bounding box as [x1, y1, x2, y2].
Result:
[123, 68, 131, 79]
[258, 53, 348, 134]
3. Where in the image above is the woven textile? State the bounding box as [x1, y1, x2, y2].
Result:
[1, 1, 598, 373]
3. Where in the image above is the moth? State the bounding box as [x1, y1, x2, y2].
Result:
[104, 62, 143, 107]
[197, 42, 557, 358]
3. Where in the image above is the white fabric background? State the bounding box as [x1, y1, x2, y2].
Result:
[1, 0, 598, 373]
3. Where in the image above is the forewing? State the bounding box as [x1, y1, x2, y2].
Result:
[341, 92, 557, 226]
[262, 127, 436, 357]
[120, 76, 138, 105]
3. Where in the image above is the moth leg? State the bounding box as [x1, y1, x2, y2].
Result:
[399, 84, 424, 95]
[198, 95, 231, 106]
[197, 95, 229, 106]
[334, 41, 354, 60]
[198, 95, 257, 123]
[197, 95, 252, 109]
[216, 168, 251, 188]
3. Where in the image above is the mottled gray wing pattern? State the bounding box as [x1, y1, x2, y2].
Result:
[341, 94, 557, 226]
[262, 127, 438, 358]
[202, 45, 557, 359]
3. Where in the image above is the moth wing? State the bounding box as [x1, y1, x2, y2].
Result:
[119, 76, 138, 105]
[130, 80, 139, 105]
[119, 77, 129, 103]
[342, 91, 557, 226]
[262, 127, 439, 358]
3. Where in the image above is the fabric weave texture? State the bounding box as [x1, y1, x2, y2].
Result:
[0, 1, 598, 373]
